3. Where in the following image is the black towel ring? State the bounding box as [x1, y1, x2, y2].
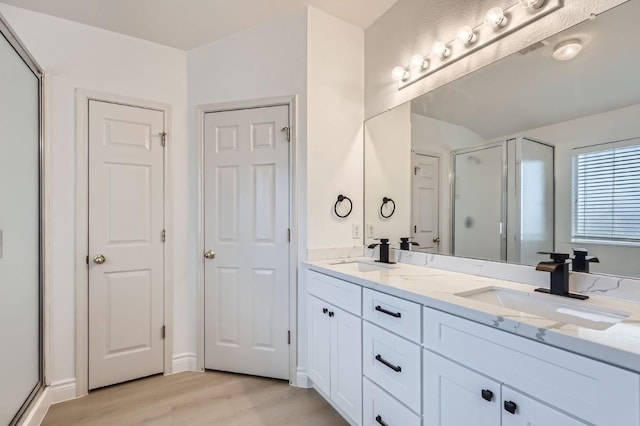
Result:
[380, 197, 396, 219]
[334, 194, 353, 218]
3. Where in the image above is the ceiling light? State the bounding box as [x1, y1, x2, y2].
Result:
[431, 42, 451, 59]
[391, 66, 409, 81]
[456, 26, 477, 45]
[521, 0, 545, 9]
[410, 54, 429, 70]
[553, 39, 583, 61]
[486, 7, 508, 28]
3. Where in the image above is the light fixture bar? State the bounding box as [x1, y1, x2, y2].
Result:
[396, 0, 563, 90]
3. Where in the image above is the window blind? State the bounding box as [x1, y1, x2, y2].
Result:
[572, 143, 640, 242]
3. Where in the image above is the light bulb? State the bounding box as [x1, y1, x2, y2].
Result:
[456, 26, 477, 45]
[486, 7, 508, 28]
[553, 39, 583, 61]
[521, 0, 545, 9]
[431, 42, 451, 59]
[391, 66, 409, 82]
[410, 54, 428, 70]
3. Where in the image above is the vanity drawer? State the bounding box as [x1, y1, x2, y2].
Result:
[363, 377, 421, 426]
[423, 307, 640, 426]
[363, 288, 421, 343]
[363, 322, 421, 413]
[306, 269, 361, 316]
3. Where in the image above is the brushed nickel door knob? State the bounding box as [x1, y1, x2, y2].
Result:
[204, 250, 216, 260]
[433, 237, 441, 243]
[93, 254, 106, 265]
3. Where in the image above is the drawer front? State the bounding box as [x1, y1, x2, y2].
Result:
[307, 269, 361, 316]
[363, 288, 421, 343]
[363, 322, 421, 413]
[423, 307, 640, 425]
[363, 378, 421, 426]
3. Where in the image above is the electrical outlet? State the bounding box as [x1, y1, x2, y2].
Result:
[352, 224, 361, 239]
[367, 224, 374, 238]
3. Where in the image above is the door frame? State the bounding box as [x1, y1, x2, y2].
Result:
[410, 150, 441, 252]
[74, 90, 174, 397]
[196, 96, 298, 384]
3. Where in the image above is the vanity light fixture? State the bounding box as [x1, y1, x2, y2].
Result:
[553, 39, 583, 61]
[521, 0, 545, 9]
[486, 7, 508, 28]
[431, 42, 451, 59]
[391, 66, 410, 81]
[456, 26, 477, 45]
[410, 54, 429, 70]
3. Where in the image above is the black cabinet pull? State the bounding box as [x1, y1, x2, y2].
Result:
[481, 389, 494, 402]
[375, 354, 402, 372]
[504, 401, 517, 414]
[328, 311, 334, 317]
[322, 308, 328, 314]
[375, 305, 402, 318]
[375, 415, 389, 426]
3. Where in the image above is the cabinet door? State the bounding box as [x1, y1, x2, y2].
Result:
[424, 350, 500, 426]
[501, 387, 588, 426]
[331, 307, 363, 425]
[307, 295, 331, 396]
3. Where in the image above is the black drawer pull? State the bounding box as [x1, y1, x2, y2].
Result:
[375, 305, 401, 318]
[322, 308, 328, 314]
[481, 389, 494, 402]
[504, 401, 517, 414]
[375, 415, 389, 426]
[328, 311, 334, 317]
[375, 354, 402, 372]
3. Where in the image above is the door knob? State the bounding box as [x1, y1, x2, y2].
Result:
[433, 237, 441, 243]
[204, 250, 216, 260]
[93, 254, 106, 265]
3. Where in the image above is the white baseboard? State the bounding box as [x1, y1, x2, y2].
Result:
[171, 353, 197, 374]
[295, 368, 312, 388]
[21, 379, 77, 426]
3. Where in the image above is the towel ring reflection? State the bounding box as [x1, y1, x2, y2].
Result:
[380, 197, 396, 219]
[334, 194, 353, 218]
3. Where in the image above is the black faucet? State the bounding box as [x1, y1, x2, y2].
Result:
[367, 238, 395, 264]
[399, 237, 419, 251]
[572, 248, 599, 273]
[535, 252, 589, 300]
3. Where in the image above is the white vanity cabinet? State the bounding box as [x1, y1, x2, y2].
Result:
[423, 307, 640, 426]
[306, 270, 362, 425]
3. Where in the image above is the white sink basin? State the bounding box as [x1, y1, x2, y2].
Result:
[456, 287, 631, 331]
[328, 260, 394, 273]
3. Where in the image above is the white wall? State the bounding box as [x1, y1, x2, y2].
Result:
[364, 0, 626, 118]
[520, 104, 640, 278]
[0, 4, 189, 385]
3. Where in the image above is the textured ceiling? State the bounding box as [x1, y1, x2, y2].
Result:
[0, 0, 398, 49]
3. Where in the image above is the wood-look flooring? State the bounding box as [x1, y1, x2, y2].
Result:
[42, 371, 347, 426]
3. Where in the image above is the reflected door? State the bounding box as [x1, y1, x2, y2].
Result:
[412, 153, 440, 252]
[453, 144, 505, 261]
[88, 101, 165, 390]
[204, 105, 290, 380]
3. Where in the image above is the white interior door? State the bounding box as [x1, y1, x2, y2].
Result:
[411, 153, 439, 252]
[204, 105, 290, 380]
[88, 100, 165, 390]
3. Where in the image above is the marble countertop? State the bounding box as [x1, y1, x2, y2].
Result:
[305, 257, 640, 374]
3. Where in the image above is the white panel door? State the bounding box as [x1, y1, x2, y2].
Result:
[412, 153, 439, 252]
[424, 350, 501, 426]
[204, 105, 290, 380]
[88, 100, 165, 390]
[502, 387, 588, 426]
[331, 307, 362, 425]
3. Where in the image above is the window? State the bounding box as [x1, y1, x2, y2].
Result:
[572, 141, 640, 243]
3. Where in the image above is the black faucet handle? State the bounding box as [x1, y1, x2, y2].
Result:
[538, 251, 570, 263]
[367, 243, 379, 249]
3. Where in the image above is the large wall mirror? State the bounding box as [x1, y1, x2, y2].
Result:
[364, 1, 640, 278]
[0, 13, 44, 425]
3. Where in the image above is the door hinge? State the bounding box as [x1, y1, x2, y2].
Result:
[414, 225, 417, 233]
[280, 126, 290, 142]
[287, 228, 291, 242]
[161, 325, 166, 339]
[160, 132, 167, 147]
[86, 255, 89, 265]
[161, 229, 166, 243]
[288, 330, 291, 345]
